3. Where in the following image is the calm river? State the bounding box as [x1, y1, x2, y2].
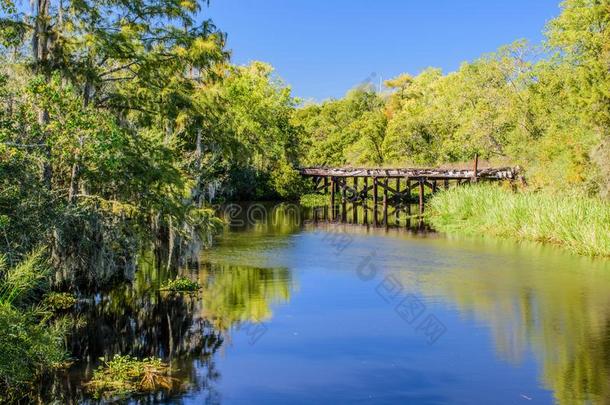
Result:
[52, 204, 610, 404]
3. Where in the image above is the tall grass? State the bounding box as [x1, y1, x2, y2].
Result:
[0, 249, 66, 402]
[428, 184, 610, 257]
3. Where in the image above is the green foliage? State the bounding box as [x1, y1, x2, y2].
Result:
[197, 62, 303, 200]
[0, 251, 66, 402]
[270, 160, 308, 199]
[294, 85, 384, 166]
[0, 0, 305, 287]
[84, 355, 177, 400]
[160, 277, 200, 293]
[428, 184, 610, 257]
[299, 193, 328, 208]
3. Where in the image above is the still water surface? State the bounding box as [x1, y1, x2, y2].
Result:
[57, 205, 610, 404]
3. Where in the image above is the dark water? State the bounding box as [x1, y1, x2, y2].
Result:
[50, 204, 610, 404]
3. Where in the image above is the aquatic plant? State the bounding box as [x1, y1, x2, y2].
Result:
[84, 355, 177, 400]
[428, 184, 610, 257]
[160, 277, 201, 293]
[43, 292, 77, 311]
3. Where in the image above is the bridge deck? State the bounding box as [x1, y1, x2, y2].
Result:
[299, 167, 517, 180]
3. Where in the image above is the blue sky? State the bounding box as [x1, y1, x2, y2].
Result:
[205, 0, 561, 101]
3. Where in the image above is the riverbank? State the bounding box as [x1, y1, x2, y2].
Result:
[427, 184, 610, 257]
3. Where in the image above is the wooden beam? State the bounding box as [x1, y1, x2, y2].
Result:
[418, 178, 425, 215]
[330, 176, 336, 220]
[383, 177, 388, 227]
[395, 178, 401, 223]
[363, 176, 369, 225]
[341, 178, 347, 222]
[406, 177, 412, 218]
[373, 177, 379, 227]
[353, 177, 358, 223]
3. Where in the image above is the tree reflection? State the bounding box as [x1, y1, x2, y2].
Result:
[42, 247, 293, 403]
[422, 256, 610, 404]
[196, 262, 292, 331]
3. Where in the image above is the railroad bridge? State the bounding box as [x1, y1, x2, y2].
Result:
[299, 161, 518, 227]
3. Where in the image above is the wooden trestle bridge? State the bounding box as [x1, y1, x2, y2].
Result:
[299, 162, 518, 227]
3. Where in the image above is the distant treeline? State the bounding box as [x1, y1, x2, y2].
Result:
[294, 0, 610, 198]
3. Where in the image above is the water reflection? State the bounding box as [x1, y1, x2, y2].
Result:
[418, 253, 610, 404]
[42, 203, 610, 404]
[45, 246, 293, 403]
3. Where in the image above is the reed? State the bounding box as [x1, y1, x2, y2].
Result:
[0, 250, 66, 402]
[428, 184, 610, 257]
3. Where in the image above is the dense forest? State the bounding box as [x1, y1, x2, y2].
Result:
[0, 0, 608, 400]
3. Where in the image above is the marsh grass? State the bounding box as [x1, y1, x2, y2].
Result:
[85, 355, 178, 400]
[428, 184, 610, 257]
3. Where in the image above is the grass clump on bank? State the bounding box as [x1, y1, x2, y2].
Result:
[160, 277, 200, 293]
[85, 355, 177, 400]
[428, 184, 610, 257]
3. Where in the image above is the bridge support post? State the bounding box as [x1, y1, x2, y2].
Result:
[363, 177, 369, 225]
[383, 177, 388, 227]
[341, 179, 347, 222]
[330, 176, 336, 221]
[395, 178, 401, 224]
[418, 178, 425, 215]
[373, 177, 379, 227]
[353, 177, 358, 224]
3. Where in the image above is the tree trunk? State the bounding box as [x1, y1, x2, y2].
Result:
[33, 0, 53, 189]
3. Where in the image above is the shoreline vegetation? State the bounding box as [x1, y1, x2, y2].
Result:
[428, 184, 610, 258]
